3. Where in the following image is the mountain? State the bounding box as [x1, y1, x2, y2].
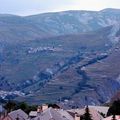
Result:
[0, 25, 119, 106]
[0, 14, 51, 44]
[0, 8, 120, 43]
[0, 8, 120, 107]
[0, 26, 113, 89]
[14, 26, 120, 106]
[26, 8, 120, 36]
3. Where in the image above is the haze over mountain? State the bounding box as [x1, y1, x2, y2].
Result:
[0, 8, 120, 43]
[26, 8, 120, 36]
[0, 8, 120, 107]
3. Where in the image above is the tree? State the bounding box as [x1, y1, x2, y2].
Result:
[107, 100, 120, 116]
[4, 100, 16, 113]
[80, 115, 84, 120]
[18, 102, 28, 110]
[83, 106, 93, 120]
[15, 102, 29, 113]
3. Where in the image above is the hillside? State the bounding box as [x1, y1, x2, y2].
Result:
[0, 8, 120, 43]
[0, 14, 51, 43]
[0, 9, 120, 107]
[16, 29, 120, 107]
[0, 26, 113, 90]
[26, 8, 120, 37]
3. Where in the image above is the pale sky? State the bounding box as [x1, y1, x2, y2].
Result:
[0, 0, 120, 16]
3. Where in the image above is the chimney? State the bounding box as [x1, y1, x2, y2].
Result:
[42, 104, 48, 111]
[4, 110, 7, 117]
[37, 106, 42, 113]
[16, 114, 19, 120]
[75, 113, 80, 120]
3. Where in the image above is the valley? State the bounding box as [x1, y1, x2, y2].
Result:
[0, 8, 120, 108]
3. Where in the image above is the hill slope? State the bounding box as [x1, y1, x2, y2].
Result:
[26, 8, 120, 36]
[0, 9, 120, 107]
[0, 14, 51, 43]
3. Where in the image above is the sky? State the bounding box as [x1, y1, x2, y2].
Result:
[0, 0, 120, 16]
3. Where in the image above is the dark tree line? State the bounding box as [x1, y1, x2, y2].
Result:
[4, 100, 37, 114]
[107, 100, 120, 116]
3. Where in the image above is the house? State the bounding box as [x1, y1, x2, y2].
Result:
[31, 107, 73, 120]
[2, 115, 12, 120]
[29, 111, 37, 118]
[58, 109, 74, 120]
[67, 106, 104, 120]
[29, 104, 61, 119]
[8, 109, 28, 120]
[88, 105, 109, 116]
[29, 104, 48, 118]
[29, 104, 75, 120]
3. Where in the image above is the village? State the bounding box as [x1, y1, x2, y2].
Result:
[0, 1, 120, 120]
[0, 100, 120, 120]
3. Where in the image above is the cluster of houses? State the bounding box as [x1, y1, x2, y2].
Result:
[0, 104, 120, 120]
